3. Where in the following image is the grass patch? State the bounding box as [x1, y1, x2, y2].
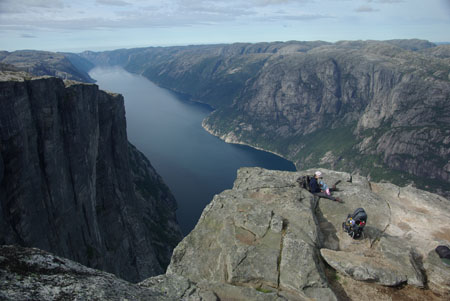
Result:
[256, 287, 273, 294]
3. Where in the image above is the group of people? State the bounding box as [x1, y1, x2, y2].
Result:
[302, 170, 370, 239]
[307, 171, 370, 239]
[309, 171, 344, 203]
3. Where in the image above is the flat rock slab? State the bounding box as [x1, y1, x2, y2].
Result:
[301, 168, 448, 294]
[168, 167, 337, 301]
[424, 249, 450, 298]
[320, 248, 422, 287]
[0, 245, 159, 300]
[167, 167, 450, 298]
[371, 182, 450, 256]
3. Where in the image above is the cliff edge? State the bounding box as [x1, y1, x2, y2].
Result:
[0, 71, 182, 282]
[1, 167, 448, 300]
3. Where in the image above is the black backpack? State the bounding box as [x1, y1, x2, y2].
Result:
[342, 208, 367, 239]
[296, 175, 312, 192]
[436, 245, 450, 260]
[435, 245, 450, 266]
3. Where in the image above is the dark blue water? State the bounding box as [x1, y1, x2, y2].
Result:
[89, 66, 296, 235]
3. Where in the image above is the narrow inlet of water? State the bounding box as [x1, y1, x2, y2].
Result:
[90, 66, 296, 235]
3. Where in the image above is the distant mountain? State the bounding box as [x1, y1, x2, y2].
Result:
[79, 39, 450, 198]
[0, 50, 95, 83]
[62, 51, 96, 75]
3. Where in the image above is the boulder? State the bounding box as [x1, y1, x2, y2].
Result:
[320, 248, 421, 287]
[308, 168, 448, 293]
[0, 245, 158, 300]
[424, 249, 450, 298]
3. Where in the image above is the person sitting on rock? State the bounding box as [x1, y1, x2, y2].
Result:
[310, 171, 343, 203]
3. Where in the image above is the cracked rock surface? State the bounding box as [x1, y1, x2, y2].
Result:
[168, 167, 338, 300]
[0, 245, 159, 300]
[168, 167, 450, 299]
[1, 167, 449, 300]
[310, 168, 449, 297]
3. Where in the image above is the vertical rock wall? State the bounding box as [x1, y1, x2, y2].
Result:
[0, 72, 182, 282]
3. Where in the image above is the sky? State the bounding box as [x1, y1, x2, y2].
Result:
[0, 0, 449, 52]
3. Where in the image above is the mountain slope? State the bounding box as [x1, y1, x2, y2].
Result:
[80, 40, 450, 197]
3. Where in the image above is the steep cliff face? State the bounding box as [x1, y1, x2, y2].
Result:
[1, 168, 448, 300]
[80, 40, 449, 197]
[0, 71, 182, 282]
[204, 42, 450, 193]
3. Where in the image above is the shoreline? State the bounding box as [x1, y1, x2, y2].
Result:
[126, 66, 297, 171]
[201, 119, 298, 171]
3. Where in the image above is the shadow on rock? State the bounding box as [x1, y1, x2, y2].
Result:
[315, 204, 340, 250]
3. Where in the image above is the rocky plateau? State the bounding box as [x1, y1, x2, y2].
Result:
[1, 167, 449, 300]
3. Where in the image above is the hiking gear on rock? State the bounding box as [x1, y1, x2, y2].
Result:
[435, 245, 450, 267]
[342, 208, 367, 239]
[297, 175, 343, 203]
[309, 176, 321, 193]
[296, 175, 312, 192]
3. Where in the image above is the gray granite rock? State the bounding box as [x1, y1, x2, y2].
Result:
[167, 167, 336, 301]
[320, 248, 418, 287]
[424, 249, 450, 298]
[0, 245, 159, 300]
[304, 168, 447, 293]
[163, 167, 449, 298]
[0, 245, 285, 301]
[1, 167, 449, 299]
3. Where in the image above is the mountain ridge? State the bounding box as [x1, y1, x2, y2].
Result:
[0, 50, 95, 83]
[76, 39, 450, 197]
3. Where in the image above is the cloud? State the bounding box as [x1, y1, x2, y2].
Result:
[20, 33, 37, 38]
[0, 0, 384, 35]
[356, 5, 378, 12]
[258, 12, 333, 22]
[366, 0, 403, 3]
[96, 0, 131, 6]
[0, 0, 64, 10]
[253, 0, 308, 6]
[0, 0, 64, 14]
